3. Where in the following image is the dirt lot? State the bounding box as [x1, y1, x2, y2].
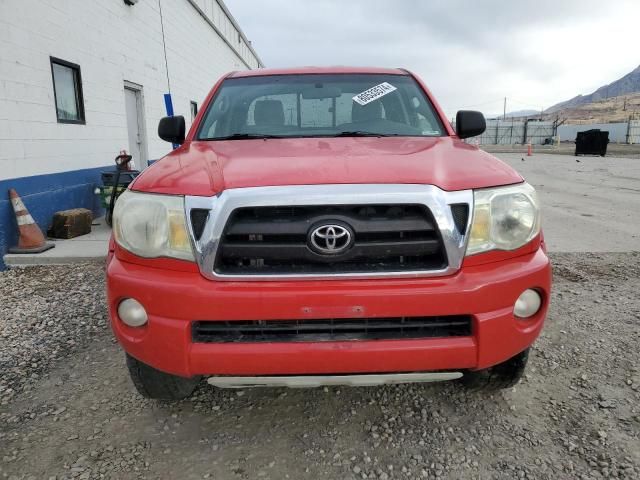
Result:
[497, 153, 640, 253]
[0, 254, 639, 480]
[483, 143, 640, 158]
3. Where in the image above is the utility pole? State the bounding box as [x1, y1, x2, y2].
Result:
[503, 97, 507, 120]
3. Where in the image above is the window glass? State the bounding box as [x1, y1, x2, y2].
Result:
[336, 93, 389, 126]
[51, 60, 84, 123]
[300, 97, 332, 127]
[247, 93, 298, 126]
[197, 74, 445, 139]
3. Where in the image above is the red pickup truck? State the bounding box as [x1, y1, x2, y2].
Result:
[107, 67, 551, 400]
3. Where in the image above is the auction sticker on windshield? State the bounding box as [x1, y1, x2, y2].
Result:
[352, 82, 397, 106]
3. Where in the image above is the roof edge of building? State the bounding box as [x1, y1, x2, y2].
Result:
[186, 0, 264, 69]
[216, 0, 264, 68]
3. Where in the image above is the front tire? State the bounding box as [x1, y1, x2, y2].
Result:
[462, 348, 529, 391]
[126, 354, 201, 400]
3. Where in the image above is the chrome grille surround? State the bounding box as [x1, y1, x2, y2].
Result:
[185, 184, 473, 281]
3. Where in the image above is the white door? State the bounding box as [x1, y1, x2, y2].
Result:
[124, 84, 147, 170]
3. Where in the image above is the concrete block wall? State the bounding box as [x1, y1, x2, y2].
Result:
[0, 0, 262, 268]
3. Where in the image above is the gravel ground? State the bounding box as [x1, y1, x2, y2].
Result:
[1, 253, 640, 479]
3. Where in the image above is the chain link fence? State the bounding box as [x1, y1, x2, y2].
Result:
[458, 118, 640, 145]
[627, 120, 640, 144]
[456, 120, 556, 145]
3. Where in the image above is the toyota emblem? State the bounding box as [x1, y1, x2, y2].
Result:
[309, 223, 353, 255]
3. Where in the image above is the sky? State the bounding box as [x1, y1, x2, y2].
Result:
[225, 0, 640, 118]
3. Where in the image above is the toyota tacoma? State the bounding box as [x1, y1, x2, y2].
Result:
[107, 67, 551, 399]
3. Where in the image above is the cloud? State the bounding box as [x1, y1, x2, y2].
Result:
[226, 0, 640, 116]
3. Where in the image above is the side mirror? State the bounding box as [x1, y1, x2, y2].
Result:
[455, 110, 486, 139]
[158, 115, 185, 144]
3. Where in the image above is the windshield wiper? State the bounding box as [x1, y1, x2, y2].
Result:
[204, 133, 284, 141]
[203, 131, 404, 140]
[330, 131, 388, 137]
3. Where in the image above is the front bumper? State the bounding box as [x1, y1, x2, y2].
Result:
[107, 248, 551, 378]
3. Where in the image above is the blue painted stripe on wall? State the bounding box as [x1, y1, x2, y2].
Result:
[0, 166, 114, 270]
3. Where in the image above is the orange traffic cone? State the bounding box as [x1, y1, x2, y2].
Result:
[8, 189, 55, 254]
[527, 142, 533, 156]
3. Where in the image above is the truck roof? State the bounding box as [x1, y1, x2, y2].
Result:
[229, 66, 408, 78]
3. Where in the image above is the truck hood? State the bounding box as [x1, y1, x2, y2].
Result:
[132, 137, 523, 196]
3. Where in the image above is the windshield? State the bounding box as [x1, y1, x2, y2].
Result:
[197, 74, 446, 140]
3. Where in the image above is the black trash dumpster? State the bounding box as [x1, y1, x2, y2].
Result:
[575, 129, 609, 156]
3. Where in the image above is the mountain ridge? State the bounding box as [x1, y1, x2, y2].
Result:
[546, 65, 640, 113]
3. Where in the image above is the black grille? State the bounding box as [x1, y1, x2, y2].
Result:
[192, 316, 472, 343]
[450, 204, 470, 235]
[190, 209, 210, 241]
[215, 204, 447, 275]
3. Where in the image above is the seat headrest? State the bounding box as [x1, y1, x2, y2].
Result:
[254, 100, 285, 126]
[352, 101, 383, 123]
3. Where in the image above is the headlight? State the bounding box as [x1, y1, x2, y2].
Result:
[113, 190, 194, 261]
[466, 183, 540, 256]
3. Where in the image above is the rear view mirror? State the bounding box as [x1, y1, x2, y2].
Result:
[158, 115, 186, 144]
[455, 110, 486, 139]
[301, 85, 342, 99]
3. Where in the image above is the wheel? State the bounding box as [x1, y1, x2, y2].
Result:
[461, 349, 529, 391]
[126, 354, 201, 400]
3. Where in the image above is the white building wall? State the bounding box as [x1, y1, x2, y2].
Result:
[0, 0, 262, 181]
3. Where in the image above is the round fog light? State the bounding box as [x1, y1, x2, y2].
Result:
[514, 289, 542, 319]
[118, 298, 148, 327]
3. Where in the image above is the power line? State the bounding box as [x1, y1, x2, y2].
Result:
[457, 98, 505, 110]
[459, 97, 545, 113]
[158, 0, 171, 93]
[509, 98, 544, 110]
